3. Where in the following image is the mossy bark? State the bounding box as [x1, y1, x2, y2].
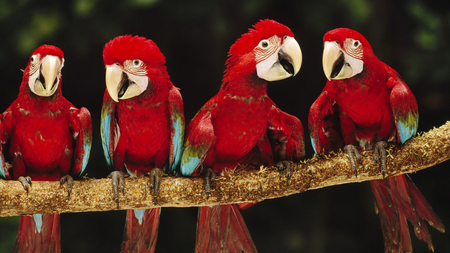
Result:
[1, 122, 449, 217]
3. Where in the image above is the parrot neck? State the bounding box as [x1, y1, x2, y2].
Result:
[221, 57, 268, 98]
[132, 78, 172, 106]
[18, 76, 63, 108]
[220, 72, 268, 99]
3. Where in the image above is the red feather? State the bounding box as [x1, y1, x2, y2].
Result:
[309, 28, 443, 252]
[14, 214, 60, 253]
[182, 19, 304, 252]
[102, 35, 184, 253]
[196, 205, 257, 253]
[121, 209, 161, 253]
[1, 45, 91, 253]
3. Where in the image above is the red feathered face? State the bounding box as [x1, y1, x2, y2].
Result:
[102, 35, 167, 102]
[322, 28, 374, 80]
[226, 19, 302, 82]
[27, 45, 64, 97]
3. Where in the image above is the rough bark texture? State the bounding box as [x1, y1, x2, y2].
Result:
[0, 122, 449, 217]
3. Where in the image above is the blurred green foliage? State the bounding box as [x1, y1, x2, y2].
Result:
[0, 0, 449, 252]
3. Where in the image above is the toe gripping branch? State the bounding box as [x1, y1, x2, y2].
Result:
[203, 168, 216, 199]
[276, 160, 292, 185]
[60, 175, 74, 199]
[108, 171, 126, 208]
[148, 168, 164, 205]
[344, 141, 388, 179]
[344, 144, 362, 176]
[18, 176, 32, 194]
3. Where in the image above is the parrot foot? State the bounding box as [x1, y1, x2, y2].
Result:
[276, 160, 291, 185]
[374, 141, 388, 179]
[18, 176, 32, 194]
[148, 168, 164, 205]
[108, 171, 126, 208]
[344, 144, 361, 177]
[203, 168, 216, 199]
[60, 175, 74, 199]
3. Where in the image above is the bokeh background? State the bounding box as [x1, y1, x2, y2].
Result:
[0, 0, 449, 252]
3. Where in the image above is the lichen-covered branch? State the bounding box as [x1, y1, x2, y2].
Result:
[1, 122, 449, 217]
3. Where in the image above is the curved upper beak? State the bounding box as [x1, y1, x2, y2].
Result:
[322, 41, 363, 80]
[322, 41, 343, 81]
[105, 64, 149, 102]
[256, 36, 302, 82]
[39, 55, 62, 96]
[105, 64, 123, 102]
[279, 36, 302, 77]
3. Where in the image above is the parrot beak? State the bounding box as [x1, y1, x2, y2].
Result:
[256, 36, 302, 82]
[32, 55, 63, 97]
[105, 64, 123, 102]
[322, 41, 363, 80]
[105, 64, 149, 102]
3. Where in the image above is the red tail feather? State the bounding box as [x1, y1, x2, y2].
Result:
[196, 205, 257, 253]
[371, 175, 444, 252]
[121, 208, 161, 253]
[14, 214, 60, 253]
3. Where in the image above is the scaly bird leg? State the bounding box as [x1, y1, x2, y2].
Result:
[374, 141, 388, 179]
[60, 175, 74, 199]
[344, 144, 361, 177]
[18, 176, 32, 194]
[148, 168, 164, 205]
[108, 171, 126, 208]
[276, 160, 291, 185]
[203, 168, 216, 199]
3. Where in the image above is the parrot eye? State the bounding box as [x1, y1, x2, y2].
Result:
[259, 40, 270, 49]
[352, 40, 360, 48]
[133, 60, 142, 67]
[30, 55, 38, 63]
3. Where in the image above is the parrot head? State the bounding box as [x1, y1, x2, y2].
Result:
[224, 19, 302, 83]
[322, 28, 374, 80]
[26, 45, 64, 97]
[103, 35, 169, 102]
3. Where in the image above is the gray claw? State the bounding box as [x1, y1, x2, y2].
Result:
[374, 141, 388, 179]
[344, 144, 361, 177]
[108, 171, 125, 208]
[18, 176, 32, 194]
[60, 175, 74, 199]
[148, 168, 164, 205]
[203, 168, 216, 199]
[276, 160, 291, 185]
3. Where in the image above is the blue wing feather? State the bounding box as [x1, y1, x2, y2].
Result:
[180, 148, 204, 176]
[168, 86, 185, 172]
[310, 137, 318, 154]
[387, 72, 419, 144]
[101, 91, 117, 170]
[396, 115, 418, 144]
[180, 103, 215, 176]
[0, 152, 6, 178]
[77, 107, 92, 177]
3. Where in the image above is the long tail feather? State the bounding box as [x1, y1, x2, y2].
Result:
[121, 208, 161, 253]
[14, 213, 60, 253]
[196, 204, 257, 253]
[371, 175, 444, 252]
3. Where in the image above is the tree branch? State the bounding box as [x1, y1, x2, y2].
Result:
[1, 122, 449, 217]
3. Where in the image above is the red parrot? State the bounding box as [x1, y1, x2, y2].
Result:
[0, 45, 92, 253]
[309, 28, 445, 252]
[180, 19, 304, 252]
[101, 35, 185, 253]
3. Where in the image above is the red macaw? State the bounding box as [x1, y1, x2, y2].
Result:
[309, 28, 445, 252]
[101, 35, 185, 253]
[0, 45, 92, 253]
[180, 19, 304, 253]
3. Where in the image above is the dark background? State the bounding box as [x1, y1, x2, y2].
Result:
[0, 0, 449, 252]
